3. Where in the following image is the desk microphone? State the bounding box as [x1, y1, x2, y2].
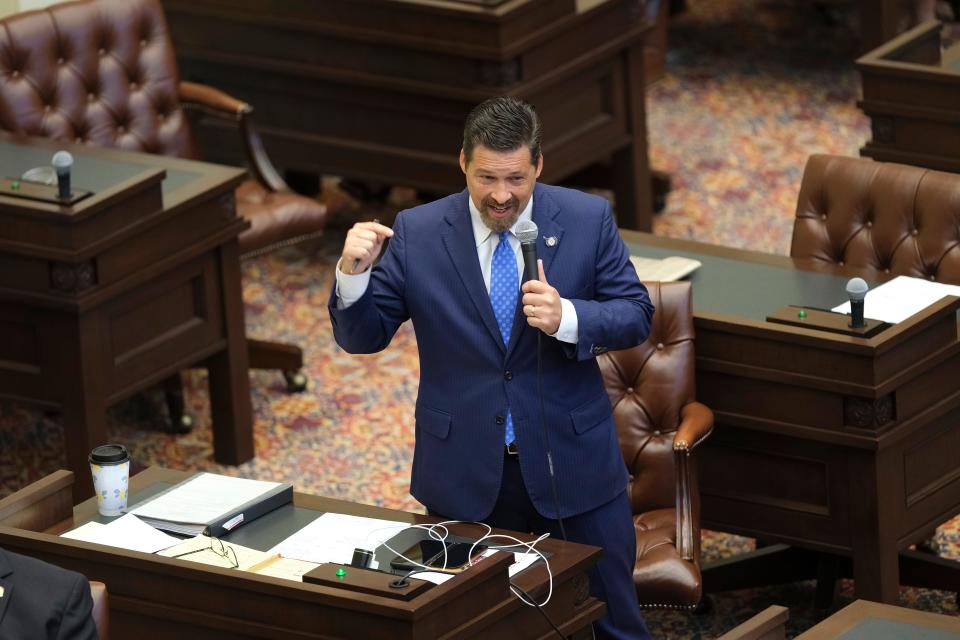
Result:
[846, 277, 868, 328]
[515, 219, 539, 283]
[52, 151, 73, 200]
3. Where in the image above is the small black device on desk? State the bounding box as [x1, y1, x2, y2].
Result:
[389, 539, 488, 574]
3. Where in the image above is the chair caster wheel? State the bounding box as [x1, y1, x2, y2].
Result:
[283, 370, 307, 392]
[174, 413, 194, 434]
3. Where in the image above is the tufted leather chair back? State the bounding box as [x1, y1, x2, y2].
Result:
[791, 154, 960, 283]
[0, 0, 199, 159]
[600, 281, 697, 536]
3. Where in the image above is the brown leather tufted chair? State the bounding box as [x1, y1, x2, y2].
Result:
[791, 154, 960, 283]
[597, 280, 714, 609]
[0, 0, 325, 426]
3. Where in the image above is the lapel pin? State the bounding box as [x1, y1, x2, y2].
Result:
[0, 585, 5, 598]
[545, 236, 557, 247]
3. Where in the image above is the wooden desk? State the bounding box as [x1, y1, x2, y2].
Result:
[623, 231, 960, 604]
[796, 599, 960, 638]
[160, 0, 656, 231]
[857, 21, 960, 172]
[0, 468, 603, 639]
[0, 134, 254, 501]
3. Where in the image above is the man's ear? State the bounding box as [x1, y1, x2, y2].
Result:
[535, 153, 544, 179]
[459, 148, 467, 175]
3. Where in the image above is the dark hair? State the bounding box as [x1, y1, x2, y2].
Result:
[462, 97, 541, 165]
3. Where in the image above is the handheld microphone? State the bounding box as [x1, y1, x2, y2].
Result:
[52, 151, 73, 200]
[515, 219, 539, 283]
[846, 277, 868, 328]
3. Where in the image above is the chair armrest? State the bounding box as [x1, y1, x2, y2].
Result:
[673, 401, 713, 561]
[178, 81, 289, 192]
[674, 401, 713, 452]
[89, 581, 109, 640]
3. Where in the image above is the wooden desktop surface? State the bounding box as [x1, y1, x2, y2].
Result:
[0, 467, 603, 639]
[623, 230, 960, 603]
[0, 133, 254, 502]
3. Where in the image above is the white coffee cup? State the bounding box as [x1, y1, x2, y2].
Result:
[89, 444, 130, 516]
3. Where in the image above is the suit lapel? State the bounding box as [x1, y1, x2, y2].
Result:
[505, 185, 565, 359]
[441, 191, 506, 352]
[0, 549, 13, 628]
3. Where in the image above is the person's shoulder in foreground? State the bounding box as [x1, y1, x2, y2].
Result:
[0, 546, 98, 640]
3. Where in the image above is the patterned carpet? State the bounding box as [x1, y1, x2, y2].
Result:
[1, 0, 958, 637]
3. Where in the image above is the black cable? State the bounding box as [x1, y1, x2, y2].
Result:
[537, 331, 568, 541]
[510, 580, 567, 640]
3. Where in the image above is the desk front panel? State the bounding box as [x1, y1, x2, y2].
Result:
[162, 0, 652, 227]
[0, 468, 603, 640]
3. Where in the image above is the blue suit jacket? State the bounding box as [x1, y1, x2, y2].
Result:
[329, 184, 654, 520]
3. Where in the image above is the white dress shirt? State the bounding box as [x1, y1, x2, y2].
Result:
[335, 194, 579, 343]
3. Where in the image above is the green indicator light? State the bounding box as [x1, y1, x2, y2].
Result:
[797, 309, 807, 319]
[10, 180, 20, 191]
[335, 568, 346, 577]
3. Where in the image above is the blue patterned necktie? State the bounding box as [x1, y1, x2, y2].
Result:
[490, 231, 518, 446]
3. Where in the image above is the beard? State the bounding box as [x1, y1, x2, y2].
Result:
[478, 195, 521, 232]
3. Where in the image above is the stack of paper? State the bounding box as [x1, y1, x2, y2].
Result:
[61, 513, 181, 554]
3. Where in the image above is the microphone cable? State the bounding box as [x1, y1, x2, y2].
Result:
[536, 330, 567, 542]
[510, 580, 568, 640]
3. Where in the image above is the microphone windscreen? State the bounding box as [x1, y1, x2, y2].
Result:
[515, 219, 538, 244]
[846, 277, 868, 301]
[52, 151, 73, 171]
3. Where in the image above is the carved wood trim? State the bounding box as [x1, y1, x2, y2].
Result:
[843, 394, 895, 429]
[872, 116, 894, 144]
[50, 260, 97, 293]
[477, 58, 521, 87]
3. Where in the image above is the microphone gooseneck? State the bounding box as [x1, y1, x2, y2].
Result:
[846, 277, 868, 328]
[52, 151, 73, 200]
[515, 219, 539, 283]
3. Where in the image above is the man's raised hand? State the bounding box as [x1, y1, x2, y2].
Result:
[340, 221, 394, 274]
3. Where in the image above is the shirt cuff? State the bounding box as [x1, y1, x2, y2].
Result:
[334, 258, 371, 309]
[550, 298, 579, 344]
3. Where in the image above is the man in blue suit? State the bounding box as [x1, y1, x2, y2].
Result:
[330, 97, 654, 639]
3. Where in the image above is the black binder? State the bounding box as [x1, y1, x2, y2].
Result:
[125, 472, 293, 537]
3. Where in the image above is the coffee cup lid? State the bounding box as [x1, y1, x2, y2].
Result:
[89, 444, 129, 464]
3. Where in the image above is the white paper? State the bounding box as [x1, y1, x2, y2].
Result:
[251, 557, 320, 582]
[629, 255, 701, 282]
[831, 275, 960, 324]
[508, 551, 541, 577]
[412, 571, 457, 585]
[269, 513, 410, 565]
[127, 472, 283, 525]
[61, 514, 181, 554]
[399, 548, 540, 585]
